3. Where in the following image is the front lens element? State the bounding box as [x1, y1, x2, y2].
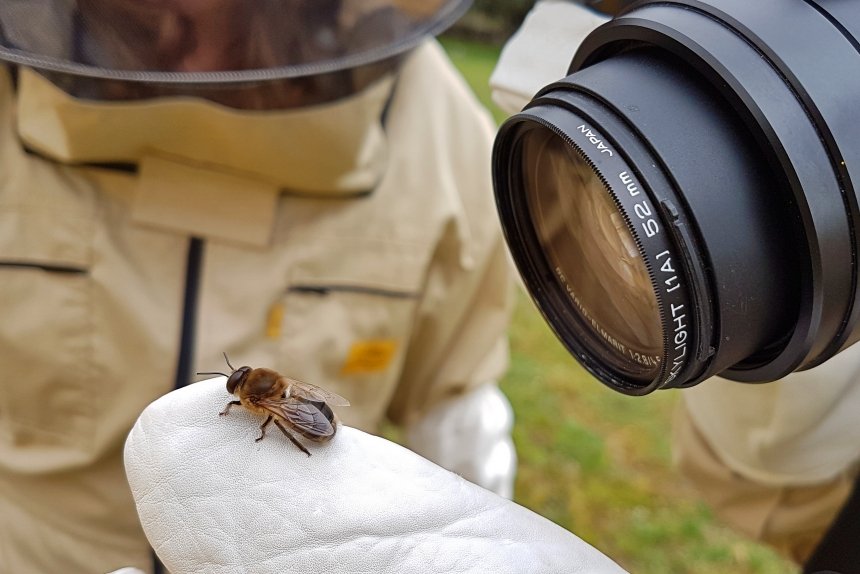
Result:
[521, 126, 663, 382]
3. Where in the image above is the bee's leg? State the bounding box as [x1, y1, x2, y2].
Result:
[255, 415, 273, 442]
[219, 400, 241, 416]
[273, 420, 311, 457]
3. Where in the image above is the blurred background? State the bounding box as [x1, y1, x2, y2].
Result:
[435, 3, 799, 572]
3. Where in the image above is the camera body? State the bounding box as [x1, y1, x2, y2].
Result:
[493, 0, 860, 394]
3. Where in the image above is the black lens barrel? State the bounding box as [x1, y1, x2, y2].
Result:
[493, 0, 860, 392]
[577, 0, 860, 380]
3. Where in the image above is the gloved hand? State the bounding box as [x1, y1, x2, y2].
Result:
[123, 378, 628, 573]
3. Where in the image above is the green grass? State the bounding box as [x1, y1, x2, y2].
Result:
[441, 36, 799, 574]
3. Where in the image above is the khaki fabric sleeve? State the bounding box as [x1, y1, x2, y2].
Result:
[383, 41, 515, 427]
[387, 230, 514, 425]
[673, 401, 857, 564]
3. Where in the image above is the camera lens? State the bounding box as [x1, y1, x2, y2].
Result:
[521, 125, 662, 383]
[494, 0, 860, 394]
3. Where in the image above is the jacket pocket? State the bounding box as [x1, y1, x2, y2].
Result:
[0, 208, 96, 449]
[273, 241, 427, 429]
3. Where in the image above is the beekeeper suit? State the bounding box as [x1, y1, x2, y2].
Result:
[0, 1, 517, 572]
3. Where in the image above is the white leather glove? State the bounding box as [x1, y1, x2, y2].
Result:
[123, 378, 628, 573]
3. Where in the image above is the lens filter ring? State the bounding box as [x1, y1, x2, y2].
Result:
[495, 104, 697, 394]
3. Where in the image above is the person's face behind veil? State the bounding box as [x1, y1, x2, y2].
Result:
[72, 0, 405, 109]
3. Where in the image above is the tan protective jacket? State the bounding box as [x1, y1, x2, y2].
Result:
[0, 41, 512, 573]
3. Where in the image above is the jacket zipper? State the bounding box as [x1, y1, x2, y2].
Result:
[173, 237, 205, 390]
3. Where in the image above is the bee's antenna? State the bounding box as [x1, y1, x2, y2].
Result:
[197, 371, 229, 377]
[223, 352, 236, 372]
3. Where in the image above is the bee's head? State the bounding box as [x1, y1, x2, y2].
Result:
[226, 366, 252, 395]
[197, 353, 253, 394]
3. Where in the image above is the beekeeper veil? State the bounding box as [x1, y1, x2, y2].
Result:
[0, 1, 471, 197]
[0, 0, 470, 107]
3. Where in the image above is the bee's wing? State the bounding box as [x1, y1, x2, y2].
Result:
[258, 397, 336, 439]
[281, 377, 351, 406]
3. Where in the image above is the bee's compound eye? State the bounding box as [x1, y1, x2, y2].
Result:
[226, 367, 251, 394]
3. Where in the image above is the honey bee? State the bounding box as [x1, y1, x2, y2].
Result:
[198, 353, 350, 456]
